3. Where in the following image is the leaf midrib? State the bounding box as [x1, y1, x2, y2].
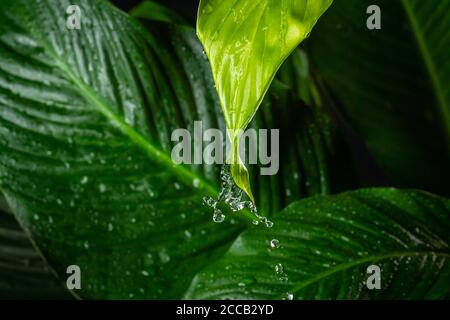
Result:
[287, 250, 450, 297]
[8, 12, 217, 197]
[401, 0, 450, 149]
[16, 11, 256, 223]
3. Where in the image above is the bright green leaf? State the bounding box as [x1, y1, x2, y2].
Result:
[197, 0, 334, 201]
[186, 188, 450, 299]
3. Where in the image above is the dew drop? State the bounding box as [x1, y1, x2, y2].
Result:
[99, 184, 107, 193]
[159, 249, 171, 264]
[192, 178, 200, 188]
[275, 263, 284, 274]
[270, 239, 280, 248]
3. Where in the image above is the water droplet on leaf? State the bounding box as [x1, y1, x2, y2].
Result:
[270, 239, 280, 248]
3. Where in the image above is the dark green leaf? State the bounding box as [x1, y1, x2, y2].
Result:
[0, 198, 71, 299]
[0, 0, 351, 298]
[308, 0, 450, 195]
[186, 188, 450, 299]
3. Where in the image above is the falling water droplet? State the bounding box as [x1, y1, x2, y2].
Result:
[202, 165, 272, 226]
[213, 211, 225, 223]
[275, 263, 289, 282]
[203, 196, 217, 208]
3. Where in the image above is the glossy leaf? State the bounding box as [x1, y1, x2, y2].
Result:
[197, 0, 334, 200]
[186, 189, 450, 299]
[0, 198, 71, 299]
[0, 0, 349, 298]
[308, 0, 450, 196]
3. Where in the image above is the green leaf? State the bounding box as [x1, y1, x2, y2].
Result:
[197, 0, 334, 201]
[247, 81, 355, 215]
[0, 197, 71, 299]
[186, 188, 450, 299]
[308, 0, 450, 195]
[0, 0, 350, 298]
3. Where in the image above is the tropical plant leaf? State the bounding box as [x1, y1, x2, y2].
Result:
[129, 0, 188, 25]
[0, 0, 351, 298]
[0, 198, 71, 299]
[277, 48, 316, 105]
[197, 0, 334, 201]
[308, 0, 450, 196]
[186, 188, 450, 299]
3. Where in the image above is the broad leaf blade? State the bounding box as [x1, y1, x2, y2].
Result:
[308, 0, 450, 196]
[0, 0, 243, 299]
[0, 0, 350, 299]
[197, 0, 333, 200]
[186, 189, 450, 299]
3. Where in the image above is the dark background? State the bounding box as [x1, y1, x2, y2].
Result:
[112, 0, 199, 21]
[110, 0, 394, 188]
